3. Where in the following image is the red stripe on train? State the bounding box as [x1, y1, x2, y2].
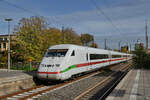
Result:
[38, 72, 60, 74]
[38, 58, 128, 74]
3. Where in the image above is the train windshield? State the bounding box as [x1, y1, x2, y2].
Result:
[45, 49, 68, 57]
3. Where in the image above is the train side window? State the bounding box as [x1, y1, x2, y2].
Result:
[71, 50, 75, 56]
[90, 54, 108, 60]
[112, 55, 121, 58]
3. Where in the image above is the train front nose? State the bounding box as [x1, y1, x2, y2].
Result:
[37, 63, 62, 80]
[37, 71, 61, 80]
[37, 48, 68, 80]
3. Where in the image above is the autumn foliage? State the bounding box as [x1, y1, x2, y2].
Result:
[8, 16, 98, 63]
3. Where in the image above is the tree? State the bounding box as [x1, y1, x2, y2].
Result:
[81, 33, 94, 46]
[13, 17, 83, 63]
[41, 27, 62, 50]
[133, 48, 150, 69]
[0, 51, 8, 64]
[63, 28, 82, 45]
[90, 42, 98, 48]
[14, 16, 49, 62]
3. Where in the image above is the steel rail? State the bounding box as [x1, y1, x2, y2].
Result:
[18, 63, 126, 100]
[74, 63, 131, 100]
[17, 71, 102, 100]
[98, 65, 131, 100]
[0, 85, 44, 99]
[0, 62, 130, 100]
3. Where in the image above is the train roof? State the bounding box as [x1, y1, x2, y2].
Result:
[49, 44, 131, 55]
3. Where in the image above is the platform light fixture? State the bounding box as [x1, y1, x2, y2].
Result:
[5, 18, 13, 72]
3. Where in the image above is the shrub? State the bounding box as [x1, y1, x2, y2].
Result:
[133, 48, 150, 69]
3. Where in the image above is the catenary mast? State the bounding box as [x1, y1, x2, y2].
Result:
[145, 20, 148, 50]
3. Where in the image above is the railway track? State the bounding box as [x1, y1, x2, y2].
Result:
[0, 70, 102, 100]
[74, 62, 132, 100]
[0, 62, 131, 100]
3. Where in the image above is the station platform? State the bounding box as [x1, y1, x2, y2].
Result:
[106, 69, 150, 100]
[0, 69, 36, 96]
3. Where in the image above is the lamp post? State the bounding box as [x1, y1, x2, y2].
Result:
[62, 26, 64, 44]
[118, 40, 122, 52]
[5, 18, 12, 72]
[104, 39, 107, 50]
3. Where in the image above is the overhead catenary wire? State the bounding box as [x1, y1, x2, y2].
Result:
[0, 0, 63, 28]
[90, 0, 122, 35]
[0, 0, 40, 16]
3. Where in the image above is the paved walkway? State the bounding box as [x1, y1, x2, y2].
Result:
[0, 69, 36, 83]
[0, 70, 24, 78]
[0, 69, 36, 96]
[106, 69, 150, 100]
[0, 69, 36, 78]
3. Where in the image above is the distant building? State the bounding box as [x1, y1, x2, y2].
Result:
[0, 34, 16, 52]
[121, 46, 129, 53]
[135, 39, 144, 50]
[113, 49, 119, 52]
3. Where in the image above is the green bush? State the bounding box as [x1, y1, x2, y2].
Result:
[23, 64, 37, 71]
[11, 64, 37, 71]
[133, 48, 150, 69]
[11, 66, 23, 70]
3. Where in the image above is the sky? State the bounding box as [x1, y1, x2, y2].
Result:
[0, 0, 150, 50]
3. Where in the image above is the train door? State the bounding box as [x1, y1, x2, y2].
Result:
[87, 50, 93, 71]
[86, 52, 90, 71]
[66, 49, 78, 75]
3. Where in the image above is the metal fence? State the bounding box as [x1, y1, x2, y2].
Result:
[0, 61, 40, 71]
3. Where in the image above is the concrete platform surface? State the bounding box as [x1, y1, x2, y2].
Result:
[0, 69, 24, 78]
[106, 69, 150, 100]
[0, 69, 36, 78]
[0, 69, 36, 96]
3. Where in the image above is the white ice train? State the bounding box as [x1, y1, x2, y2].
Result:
[37, 44, 132, 80]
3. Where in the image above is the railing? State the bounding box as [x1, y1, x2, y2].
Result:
[0, 61, 40, 71]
